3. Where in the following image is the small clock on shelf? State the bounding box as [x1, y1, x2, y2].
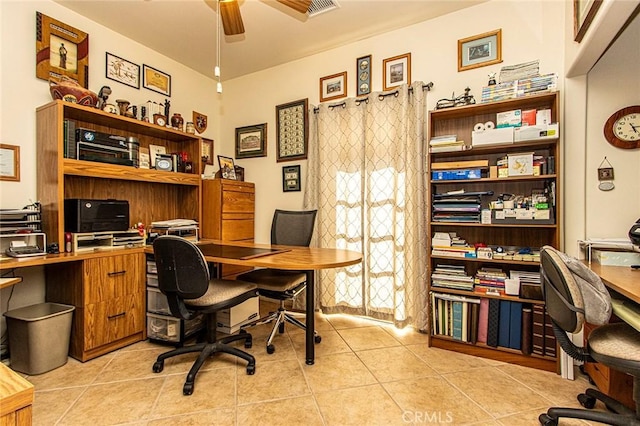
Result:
[153, 114, 167, 127]
[603, 105, 640, 149]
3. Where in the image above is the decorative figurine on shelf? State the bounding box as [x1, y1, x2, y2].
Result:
[435, 87, 476, 110]
[488, 72, 497, 86]
[163, 99, 171, 123]
[171, 113, 184, 131]
[97, 86, 111, 110]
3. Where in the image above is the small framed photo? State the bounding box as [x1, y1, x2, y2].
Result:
[235, 123, 267, 159]
[148, 144, 166, 168]
[282, 165, 301, 192]
[201, 138, 214, 165]
[458, 29, 502, 72]
[0, 144, 20, 182]
[35, 13, 89, 87]
[106, 52, 140, 89]
[276, 98, 308, 162]
[383, 53, 411, 91]
[356, 54, 372, 96]
[320, 71, 347, 102]
[218, 155, 237, 180]
[143, 64, 171, 96]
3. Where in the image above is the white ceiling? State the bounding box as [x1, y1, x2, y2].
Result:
[55, 0, 485, 80]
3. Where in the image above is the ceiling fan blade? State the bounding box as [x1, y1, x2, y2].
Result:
[276, 0, 312, 14]
[219, 0, 244, 35]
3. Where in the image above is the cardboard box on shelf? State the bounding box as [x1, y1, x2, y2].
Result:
[472, 127, 514, 146]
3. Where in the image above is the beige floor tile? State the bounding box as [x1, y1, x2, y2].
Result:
[284, 312, 336, 334]
[236, 358, 310, 405]
[302, 352, 377, 393]
[241, 331, 298, 363]
[444, 366, 553, 418]
[498, 363, 592, 405]
[383, 376, 493, 424]
[151, 369, 237, 417]
[60, 377, 164, 425]
[338, 326, 402, 351]
[406, 344, 489, 374]
[380, 324, 431, 345]
[289, 328, 352, 358]
[94, 345, 173, 383]
[325, 313, 379, 329]
[315, 384, 406, 425]
[496, 407, 589, 425]
[356, 346, 438, 382]
[25, 355, 111, 390]
[32, 387, 85, 425]
[237, 396, 323, 426]
[146, 408, 236, 426]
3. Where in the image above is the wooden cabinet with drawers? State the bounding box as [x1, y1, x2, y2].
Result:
[46, 252, 146, 361]
[202, 179, 255, 278]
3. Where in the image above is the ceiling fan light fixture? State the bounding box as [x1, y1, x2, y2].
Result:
[219, 0, 244, 35]
[276, 0, 313, 14]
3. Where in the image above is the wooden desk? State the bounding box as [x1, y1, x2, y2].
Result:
[177, 240, 363, 365]
[588, 262, 640, 304]
[0, 362, 34, 425]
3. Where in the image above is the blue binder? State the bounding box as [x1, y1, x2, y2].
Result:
[509, 302, 523, 350]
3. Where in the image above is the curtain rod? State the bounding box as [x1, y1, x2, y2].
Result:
[313, 82, 433, 113]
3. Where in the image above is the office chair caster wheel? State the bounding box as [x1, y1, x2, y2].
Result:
[538, 413, 557, 426]
[152, 360, 164, 373]
[246, 364, 256, 375]
[267, 344, 275, 354]
[314, 335, 322, 343]
[244, 336, 252, 349]
[183, 382, 194, 395]
[578, 393, 596, 409]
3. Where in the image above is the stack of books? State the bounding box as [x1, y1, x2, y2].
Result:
[432, 195, 481, 223]
[499, 60, 540, 83]
[474, 267, 507, 294]
[429, 135, 468, 153]
[431, 264, 474, 290]
[431, 292, 481, 343]
[516, 73, 558, 97]
[151, 219, 199, 241]
[481, 81, 517, 103]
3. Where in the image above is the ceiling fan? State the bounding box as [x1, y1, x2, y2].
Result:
[206, 0, 313, 36]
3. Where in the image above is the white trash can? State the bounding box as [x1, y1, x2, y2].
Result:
[3, 302, 75, 375]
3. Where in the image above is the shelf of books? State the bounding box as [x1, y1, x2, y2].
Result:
[427, 91, 560, 372]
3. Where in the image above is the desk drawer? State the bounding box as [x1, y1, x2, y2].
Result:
[221, 219, 254, 241]
[84, 291, 145, 351]
[84, 253, 144, 304]
[221, 189, 254, 214]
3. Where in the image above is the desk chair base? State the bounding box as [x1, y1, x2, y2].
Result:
[539, 382, 640, 426]
[152, 316, 255, 395]
[242, 306, 321, 354]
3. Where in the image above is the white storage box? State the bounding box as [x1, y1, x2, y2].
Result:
[147, 287, 170, 314]
[146, 260, 157, 274]
[217, 297, 259, 334]
[472, 127, 514, 147]
[147, 274, 158, 287]
[514, 123, 559, 142]
[147, 313, 204, 343]
[592, 250, 640, 266]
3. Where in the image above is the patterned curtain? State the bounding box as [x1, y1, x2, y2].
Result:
[304, 82, 430, 331]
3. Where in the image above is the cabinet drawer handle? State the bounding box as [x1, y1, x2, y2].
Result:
[107, 270, 127, 277]
[108, 312, 126, 320]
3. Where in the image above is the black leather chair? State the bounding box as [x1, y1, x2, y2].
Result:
[238, 209, 320, 354]
[538, 245, 640, 426]
[151, 235, 258, 395]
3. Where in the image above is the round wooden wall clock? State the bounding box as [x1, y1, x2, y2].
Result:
[603, 105, 640, 149]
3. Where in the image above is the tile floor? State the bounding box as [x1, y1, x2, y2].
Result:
[20, 306, 609, 425]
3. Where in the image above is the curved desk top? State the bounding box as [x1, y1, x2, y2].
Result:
[588, 262, 640, 305]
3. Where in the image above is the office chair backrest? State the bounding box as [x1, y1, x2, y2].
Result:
[541, 246, 611, 334]
[153, 235, 210, 320]
[271, 209, 317, 247]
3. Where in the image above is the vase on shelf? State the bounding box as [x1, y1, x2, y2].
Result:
[171, 113, 184, 131]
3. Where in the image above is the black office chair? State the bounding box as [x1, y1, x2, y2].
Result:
[538, 245, 640, 426]
[238, 209, 320, 354]
[151, 236, 258, 395]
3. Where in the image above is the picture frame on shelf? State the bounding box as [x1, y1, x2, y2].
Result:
[105, 52, 140, 89]
[148, 144, 166, 168]
[35, 12, 89, 88]
[383, 53, 411, 91]
[574, 0, 602, 42]
[142, 64, 171, 96]
[201, 138, 214, 165]
[235, 123, 267, 159]
[458, 29, 502, 72]
[320, 72, 347, 102]
[276, 98, 308, 162]
[218, 155, 237, 180]
[0, 144, 20, 182]
[282, 165, 301, 192]
[356, 54, 372, 96]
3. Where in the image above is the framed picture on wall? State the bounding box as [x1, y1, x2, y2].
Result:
[282, 165, 301, 192]
[383, 53, 411, 91]
[0, 144, 20, 182]
[105, 52, 140, 89]
[276, 98, 308, 162]
[320, 72, 347, 102]
[356, 54, 372, 96]
[574, 0, 603, 42]
[143, 64, 171, 96]
[458, 29, 502, 72]
[235, 123, 267, 159]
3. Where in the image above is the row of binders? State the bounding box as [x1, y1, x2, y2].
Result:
[431, 292, 557, 357]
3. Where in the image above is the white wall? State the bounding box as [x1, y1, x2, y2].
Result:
[222, 0, 566, 242]
[0, 0, 220, 324]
